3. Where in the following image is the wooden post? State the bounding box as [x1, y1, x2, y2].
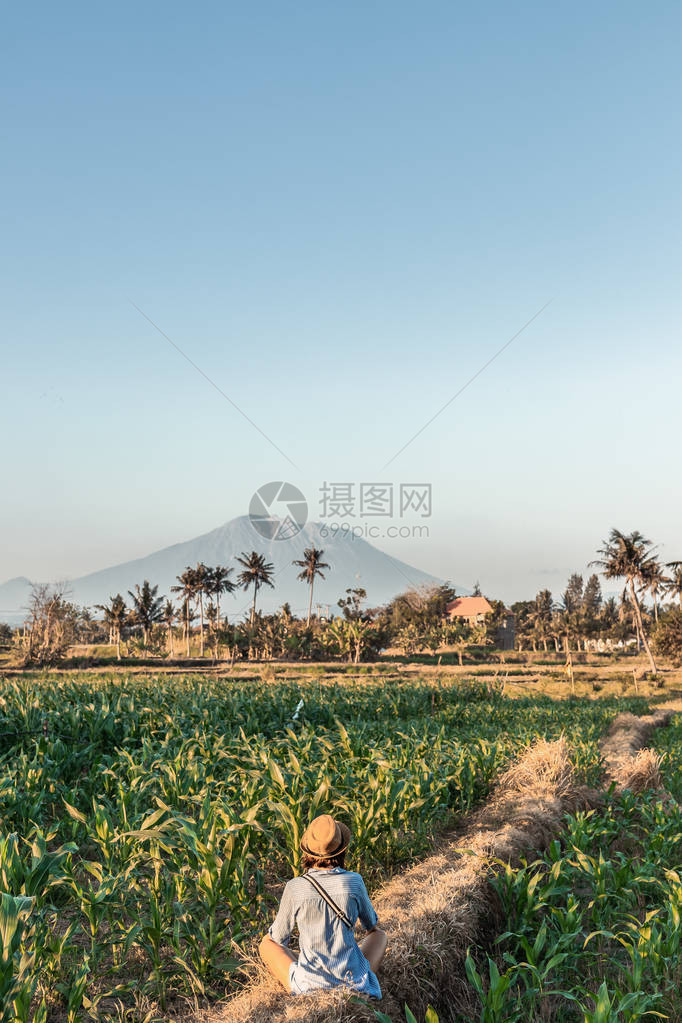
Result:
[564, 636, 575, 695]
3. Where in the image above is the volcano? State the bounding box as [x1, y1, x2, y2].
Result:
[0, 517, 455, 624]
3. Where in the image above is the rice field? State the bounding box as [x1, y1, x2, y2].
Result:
[0, 671, 650, 1021]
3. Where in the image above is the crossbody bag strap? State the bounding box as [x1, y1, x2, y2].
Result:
[303, 872, 353, 929]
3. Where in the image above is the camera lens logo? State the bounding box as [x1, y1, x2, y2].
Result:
[249, 482, 308, 541]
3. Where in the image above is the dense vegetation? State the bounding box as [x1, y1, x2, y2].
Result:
[0, 672, 646, 1021]
[8, 529, 682, 669]
[377, 713, 682, 1023]
[453, 713, 682, 1023]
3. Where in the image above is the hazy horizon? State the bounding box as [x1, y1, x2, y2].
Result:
[2, 2, 680, 605]
[0, 508, 656, 609]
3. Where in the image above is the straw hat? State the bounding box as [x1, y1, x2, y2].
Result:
[301, 814, 351, 858]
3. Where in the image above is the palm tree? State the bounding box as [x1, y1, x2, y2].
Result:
[529, 589, 553, 651]
[161, 600, 177, 657]
[601, 595, 619, 634]
[236, 551, 275, 625]
[127, 580, 165, 652]
[666, 562, 682, 609]
[95, 594, 128, 660]
[206, 602, 221, 661]
[209, 565, 236, 626]
[560, 574, 585, 651]
[293, 547, 330, 626]
[591, 529, 658, 674]
[550, 610, 564, 652]
[618, 587, 638, 647]
[641, 559, 667, 623]
[191, 563, 212, 657]
[171, 567, 197, 657]
[182, 599, 197, 654]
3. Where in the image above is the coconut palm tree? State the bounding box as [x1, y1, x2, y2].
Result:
[641, 559, 667, 623]
[293, 547, 330, 626]
[206, 602, 222, 661]
[529, 589, 554, 651]
[171, 567, 197, 657]
[618, 587, 638, 647]
[190, 563, 212, 657]
[236, 551, 275, 625]
[209, 565, 236, 626]
[95, 594, 128, 660]
[161, 600, 177, 657]
[601, 595, 619, 634]
[182, 599, 197, 655]
[666, 562, 682, 609]
[549, 610, 565, 653]
[280, 601, 293, 621]
[591, 529, 658, 674]
[127, 580, 165, 653]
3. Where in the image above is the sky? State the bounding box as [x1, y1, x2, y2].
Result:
[1, 1, 680, 604]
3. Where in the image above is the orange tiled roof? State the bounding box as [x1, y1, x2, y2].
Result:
[445, 596, 493, 617]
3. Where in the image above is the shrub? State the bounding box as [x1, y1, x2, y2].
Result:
[652, 607, 682, 657]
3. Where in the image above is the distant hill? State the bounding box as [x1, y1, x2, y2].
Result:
[0, 517, 459, 624]
[0, 577, 34, 623]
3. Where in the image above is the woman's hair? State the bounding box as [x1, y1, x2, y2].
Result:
[301, 849, 347, 871]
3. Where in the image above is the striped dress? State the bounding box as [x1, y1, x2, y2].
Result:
[268, 866, 382, 997]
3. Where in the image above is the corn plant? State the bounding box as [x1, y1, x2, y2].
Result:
[465, 753, 682, 1022]
[0, 670, 655, 1012]
[0, 892, 36, 1023]
[374, 1006, 439, 1023]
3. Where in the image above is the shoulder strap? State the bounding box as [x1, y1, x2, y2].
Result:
[303, 872, 353, 929]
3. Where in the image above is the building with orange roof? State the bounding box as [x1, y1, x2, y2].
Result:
[445, 595, 516, 649]
[445, 595, 494, 625]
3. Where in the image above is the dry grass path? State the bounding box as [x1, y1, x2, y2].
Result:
[204, 736, 593, 1023]
[202, 700, 682, 1023]
[204, 700, 682, 1023]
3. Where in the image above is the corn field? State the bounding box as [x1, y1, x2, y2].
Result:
[0, 672, 648, 1020]
[460, 711, 682, 1022]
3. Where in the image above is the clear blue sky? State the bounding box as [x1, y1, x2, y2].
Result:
[1, 1, 680, 603]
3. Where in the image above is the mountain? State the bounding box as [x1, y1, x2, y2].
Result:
[0, 577, 34, 623]
[0, 517, 452, 624]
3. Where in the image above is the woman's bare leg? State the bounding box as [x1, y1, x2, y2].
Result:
[359, 927, 387, 974]
[259, 935, 298, 991]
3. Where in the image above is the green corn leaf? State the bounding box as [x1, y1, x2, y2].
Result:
[62, 800, 87, 823]
[138, 807, 168, 831]
[269, 760, 286, 789]
[595, 981, 612, 1014]
[583, 929, 615, 947]
[0, 891, 34, 955]
[464, 953, 484, 996]
[242, 802, 264, 824]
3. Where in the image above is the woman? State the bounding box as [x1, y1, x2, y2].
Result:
[259, 813, 387, 997]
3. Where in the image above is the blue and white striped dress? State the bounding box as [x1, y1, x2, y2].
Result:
[268, 867, 382, 997]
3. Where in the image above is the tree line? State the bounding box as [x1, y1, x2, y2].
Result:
[8, 528, 682, 669]
[512, 529, 682, 674]
[91, 547, 333, 661]
[15, 547, 350, 666]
